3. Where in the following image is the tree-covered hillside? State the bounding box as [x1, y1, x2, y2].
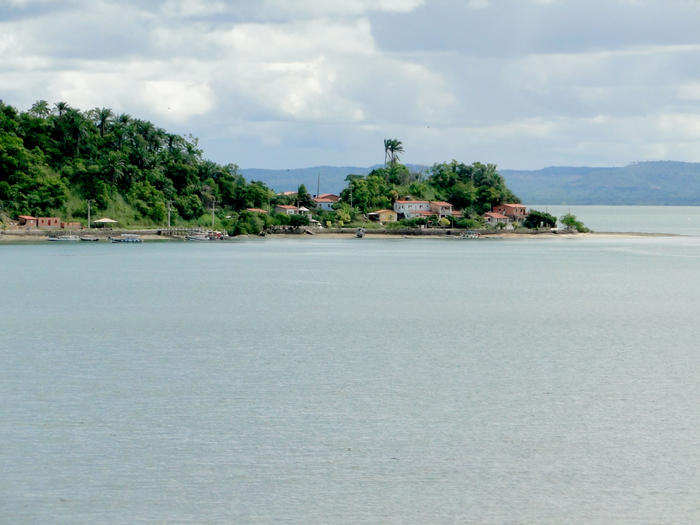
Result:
[0, 100, 275, 229]
[1, 101, 522, 233]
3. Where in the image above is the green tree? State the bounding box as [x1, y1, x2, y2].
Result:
[524, 210, 556, 229]
[560, 213, 589, 232]
[383, 138, 404, 166]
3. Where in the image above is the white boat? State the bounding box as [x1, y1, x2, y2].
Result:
[79, 235, 100, 242]
[186, 230, 225, 241]
[48, 235, 79, 241]
[109, 234, 143, 243]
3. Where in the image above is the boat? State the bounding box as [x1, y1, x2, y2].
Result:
[79, 235, 100, 242]
[48, 235, 79, 241]
[459, 230, 481, 239]
[109, 234, 143, 243]
[356, 228, 365, 238]
[186, 230, 225, 241]
[186, 233, 210, 241]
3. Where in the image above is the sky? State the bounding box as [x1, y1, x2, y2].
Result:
[2, 0, 700, 170]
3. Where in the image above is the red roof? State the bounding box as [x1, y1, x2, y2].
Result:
[430, 201, 453, 207]
[313, 198, 334, 203]
[395, 200, 429, 204]
[19, 215, 37, 219]
[499, 203, 526, 209]
[485, 212, 508, 219]
[276, 204, 298, 210]
[246, 208, 268, 213]
[317, 193, 339, 201]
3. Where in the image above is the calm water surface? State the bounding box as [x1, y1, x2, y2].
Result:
[1, 217, 700, 523]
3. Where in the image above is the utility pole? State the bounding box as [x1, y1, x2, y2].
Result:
[316, 173, 320, 198]
[87, 199, 91, 229]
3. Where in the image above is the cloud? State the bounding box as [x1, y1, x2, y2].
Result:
[3, 0, 700, 169]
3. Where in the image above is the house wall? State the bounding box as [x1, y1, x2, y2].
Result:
[493, 204, 527, 221]
[38, 217, 61, 228]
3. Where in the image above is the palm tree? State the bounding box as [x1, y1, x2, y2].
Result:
[54, 101, 69, 116]
[29, 100, 50, 118]
[90, 107, 113, 137]
[384, 138, 404, 166]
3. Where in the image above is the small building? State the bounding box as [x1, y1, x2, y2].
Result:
[393, 200, 431, 219]
[368, 209, 398, 223]
[38, 217, 61, 228]
[61, 221, 82, 230]
[484, 211, 509, 226]
[313, 198, 335, 211]
[18, 215, 38, 228]
[429, 201, 453, 217]
[274, 204, 299, 215]
[492, 203, 527, 222]
[246, 208, 268, 214]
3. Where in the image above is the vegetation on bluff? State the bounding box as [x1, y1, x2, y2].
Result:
[0, 100, 276, 232]
[1, 101, 543, 234]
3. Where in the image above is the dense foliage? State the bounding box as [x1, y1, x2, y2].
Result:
[339, 159, 520, 219]
[0, 100, 276, 230]
[524, 209, 557, 229]
[1, 100, 524, 233]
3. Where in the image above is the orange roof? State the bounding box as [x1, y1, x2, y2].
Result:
[395, 200, 429, 204]
[430, 201, 453, 207]
[276, 204, 298, 209]
[369, 209, 395, 214]
[317, 193, 339, 200]
[246, 208, 268, 213]
[19, 215, 37, 219]
[485, 212, 508, 219]
[313, 198, 334, 203]
[499, 203, 526, 209]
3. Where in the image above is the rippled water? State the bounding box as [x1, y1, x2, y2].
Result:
[1, 226, 699, 523]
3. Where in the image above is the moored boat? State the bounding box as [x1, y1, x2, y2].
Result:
[109, 234, 143, 243]
[79, 235, 100, 242]
[48, 235, 80, 241]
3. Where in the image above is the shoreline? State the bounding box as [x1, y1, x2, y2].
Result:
[0, 229, 681, 242]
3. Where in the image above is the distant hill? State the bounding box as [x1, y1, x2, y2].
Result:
[241, 164, 428, 195]
[242, 161, 700, 204]
[501, 161, 700, 205]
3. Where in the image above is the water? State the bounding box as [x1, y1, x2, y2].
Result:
[530, 204, 700, 235]
[1, 212, 700, 523]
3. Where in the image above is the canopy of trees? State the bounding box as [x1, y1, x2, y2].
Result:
[0, 100, 276, 227]
[1, 103, 523, 233]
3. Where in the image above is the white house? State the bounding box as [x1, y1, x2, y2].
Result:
[313, 198, 335, 211]
[393, 200, 431, 219]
